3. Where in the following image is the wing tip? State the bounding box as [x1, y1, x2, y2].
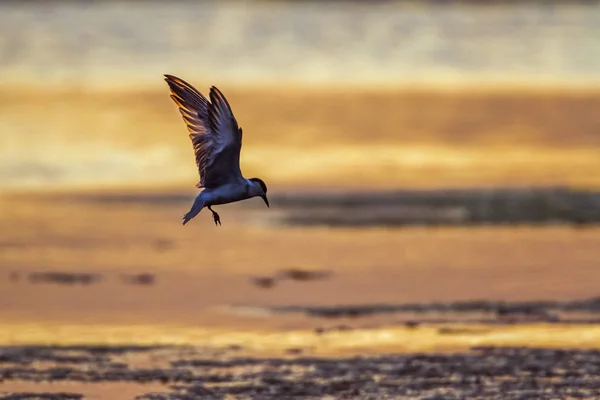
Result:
[164, 75, 181, 92]
[209, 85, 233, 111]
[164, 74, 189, 90]
[164, 74, 177, 85]
[209, 85, 223, 97]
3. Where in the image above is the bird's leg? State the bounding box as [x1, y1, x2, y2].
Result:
[208, 206, 221, 226]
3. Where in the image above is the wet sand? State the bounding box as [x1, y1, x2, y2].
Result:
[4, 345, 600, 399]
[1, 190, 600, 398]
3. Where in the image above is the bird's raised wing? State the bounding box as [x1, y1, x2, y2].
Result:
[164, 74, 212, 188]
[205, 85, 244, 187]
[164, 75, 243, 188]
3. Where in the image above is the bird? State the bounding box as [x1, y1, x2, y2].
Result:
[164, 74, 269, 226]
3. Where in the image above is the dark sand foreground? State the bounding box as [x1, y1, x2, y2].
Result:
[3, 345, 600, 399]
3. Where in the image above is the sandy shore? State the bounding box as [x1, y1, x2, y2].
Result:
[3, 344, 600, 399]
[1, 190, 600, 398]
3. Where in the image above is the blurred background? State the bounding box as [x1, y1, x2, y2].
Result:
[1, 0, 600, 347]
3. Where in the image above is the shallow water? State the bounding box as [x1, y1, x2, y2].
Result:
[1, 190, 599, 331]
[1, 89, 600, 190]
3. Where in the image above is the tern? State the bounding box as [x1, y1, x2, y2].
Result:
[164, 74, 269, 226]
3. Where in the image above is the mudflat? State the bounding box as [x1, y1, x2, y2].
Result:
[1, 190, 600, 398]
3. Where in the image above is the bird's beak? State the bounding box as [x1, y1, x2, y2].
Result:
[261, 195, 270, 208]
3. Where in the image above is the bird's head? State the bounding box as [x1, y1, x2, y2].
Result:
[249, 177, 269, 208]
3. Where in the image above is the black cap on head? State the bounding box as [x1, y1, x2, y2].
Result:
[249, 177, 267, 194]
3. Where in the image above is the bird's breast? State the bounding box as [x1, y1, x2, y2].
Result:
[205, 184, 250, 205]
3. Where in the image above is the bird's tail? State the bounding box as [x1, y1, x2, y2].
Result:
[182, 196, 205, 225]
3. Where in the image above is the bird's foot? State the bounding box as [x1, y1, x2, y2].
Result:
[211, 211, 221, 226]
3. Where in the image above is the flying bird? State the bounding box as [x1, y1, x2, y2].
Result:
[164, 74, 269, 226]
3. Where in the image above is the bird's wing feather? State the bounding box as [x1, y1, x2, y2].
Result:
[205, 86, 243, 187]
[164, 74, 212, 188]
[164, 75, 244, 188]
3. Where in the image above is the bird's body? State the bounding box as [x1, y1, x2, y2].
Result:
[183, 178, 265, 225]
[164, 74, 269, 226]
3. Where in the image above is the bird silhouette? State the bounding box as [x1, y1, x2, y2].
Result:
[164, 75, 269, 226]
